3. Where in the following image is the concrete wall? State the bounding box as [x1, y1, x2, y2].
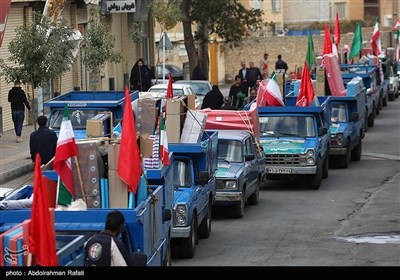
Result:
[223, 29, 393, 83]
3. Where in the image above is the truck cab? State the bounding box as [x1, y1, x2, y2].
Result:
[213, 130, 265, 218]
[258, 96, 330, 190]
[168, 131, 218, 258]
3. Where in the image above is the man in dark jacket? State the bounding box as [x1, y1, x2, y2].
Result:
[29, 116, 58, 165]
[8, 80, 31, 143]
[229, 75, 248, 110]
[275, 54, 289, 73]
[85, 210, 131, 266]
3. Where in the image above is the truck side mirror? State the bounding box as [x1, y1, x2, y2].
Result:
[196, 171, 210, 185]
[245, 154, 255, 161]
[162, 209, 172, 222]
[318, 127, 328, 136]
[350, 112, 359, 122]
[131, 252, 147, 266]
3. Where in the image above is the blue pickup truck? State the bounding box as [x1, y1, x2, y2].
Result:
[44, 91, 138, 140]
[327, 84, 366, 168]
[258, 96, 330, 190]
[168, 131, 218, 258]
[213, 130, 265, 218]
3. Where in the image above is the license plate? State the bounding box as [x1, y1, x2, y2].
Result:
[267, 168, 292, 174]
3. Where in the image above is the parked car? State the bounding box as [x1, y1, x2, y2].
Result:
[147, 84, 200, 108]
[174, 80, 213, 106]
[153, 64, 184, 84]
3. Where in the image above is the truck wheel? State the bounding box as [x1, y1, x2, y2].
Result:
[395, 89, 399, 98]
[163, 237, 172, 266]
[351, 138, 362, 161]
[364, 111, 368, 133]
[179, 216, 197, 259]
[308, 160, 322, 190]
[389, 93, 395, 101]
[383, 94, 388, 106]
[376, 97, 382, 114]
[368, 105, 375, 127]
[338, 148, 350, 168]
[232, 191, 245, 218]
[322, 154, 329, 179]
[247, 180, 260, 205]
[198, 200, 212, 239]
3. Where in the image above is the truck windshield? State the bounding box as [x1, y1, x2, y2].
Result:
[173, 159, 191, 188]
[49, 109, 100, 129]
[259, 116, 315, 138]
[330, 104, 347, 123]
[217, 139, 243, 163]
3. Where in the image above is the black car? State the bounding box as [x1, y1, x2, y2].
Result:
[154, 64, 183, 82]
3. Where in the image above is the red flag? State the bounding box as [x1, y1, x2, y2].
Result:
[256, 80, 268, 106]
[166, 73, 173, 99]
[296, 62, 315, 107]
[322, 24, 333, 56]
[118, 87, 143, 194]
[159, 107, 170, 166]
[29, 154, 58, 266]
[334, 13, 340, 45]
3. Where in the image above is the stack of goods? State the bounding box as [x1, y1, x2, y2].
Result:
[143, 134, 160, 169]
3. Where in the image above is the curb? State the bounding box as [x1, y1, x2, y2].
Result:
[0, 163, 34, 185]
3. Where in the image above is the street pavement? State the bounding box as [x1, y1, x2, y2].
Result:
[0, 124, 35, 193]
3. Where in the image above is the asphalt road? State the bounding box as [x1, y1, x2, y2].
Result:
[173, 98, 400, 266]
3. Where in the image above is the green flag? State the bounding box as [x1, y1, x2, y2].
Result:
[306, 32, 315, 68]
[349, 22, 363, 60]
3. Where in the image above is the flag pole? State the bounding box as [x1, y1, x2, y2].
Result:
[73, 156, 87, 204]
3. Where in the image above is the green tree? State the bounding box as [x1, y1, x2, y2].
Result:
[0, 13, 79, 126]
[151, 0, 262, 78]
[82, 7, 122, 90]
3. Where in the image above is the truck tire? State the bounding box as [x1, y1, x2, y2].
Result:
[198, 200, 212, 239]
[364, 111, 368, 133]
[338, 147, 350, 168]
[351, 138, 362, 161]
[163, 237, 172, 266]
[389, 93, 395, 101]
[395, 89, 399, 98]
[308, 160, 322, 190]
[322, 154, 329, 179]
[383, 93, 388, 106]
[232, 190, 245, 218]
[179, 216, 197, 259]
[247, 180, 260, 205]
[368, 105, 375, 127]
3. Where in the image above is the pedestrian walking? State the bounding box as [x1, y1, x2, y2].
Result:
[229, 75, 248, 110]
[130, 58, 153, 91]
[201, 85, 224, 109]
[261, 52, 270, 79]
[29, 116, 58, 165]
[8, 80, 31, 143]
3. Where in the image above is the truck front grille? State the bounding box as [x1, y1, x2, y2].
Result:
[265, 154, 301, 165]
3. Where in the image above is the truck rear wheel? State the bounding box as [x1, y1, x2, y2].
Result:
[322, 154, 329, 179]
[338, 148, 350, 168]
[198, 200, 212, 239]
[368, 105, 375, 127]
[163, 237, 172, 266]
[351, 138, 362, 161]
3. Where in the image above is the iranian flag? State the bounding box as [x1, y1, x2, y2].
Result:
[396, 29, 400, 62]
[371, 18, 382, 56]
[53, 105, 78, 205]
[159, 108, 170, 166]
[262, 72, 284, 106]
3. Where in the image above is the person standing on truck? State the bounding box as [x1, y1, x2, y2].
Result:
[130, 58, 153, 92]
[29, 116, 58, 165]
[8, 80, 31, 143]
[84, 210, 131, 266]
[275, 54, 288, 74]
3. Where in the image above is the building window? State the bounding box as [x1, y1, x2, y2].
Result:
[178, 44, 187, 56]
[334, 2, 346, 19]
[252, 0, 263, 10]
[271, 0, 281, 13]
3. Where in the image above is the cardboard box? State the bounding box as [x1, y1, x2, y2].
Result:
[275, 70, 286, 102]
[186, 95, 197, 110]
[180, 110, 207, 143]
[166, 96, 187, 143]
[108, 170, 128, 208]
[137, 98, 158, 135]
[140, 133, 154, 158]
[107, 143, 120, 170]
[315, 67, 325, 96]
[86, 112, 112, 138]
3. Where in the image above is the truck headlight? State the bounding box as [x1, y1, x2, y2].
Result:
[176, 215, 186, 225]
[176, 204, 186, 215]
[306, 150, 314, 158]
[225, 180, 237, 189]
[336, 133, 344, 146]
[306, 149, 315, 165]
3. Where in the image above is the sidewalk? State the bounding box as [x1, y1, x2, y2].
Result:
[0, 124, 35, 185]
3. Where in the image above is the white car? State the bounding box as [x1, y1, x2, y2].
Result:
[174, 80, 213, 106]
[147, 84, 200, 108]
[388, 66, 399, 100]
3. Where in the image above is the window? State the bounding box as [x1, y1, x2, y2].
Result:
[173, 159, 191, 188]
[244, 138, 253, 157]
[334, 2, 346, 19]
[217, 139, 243, 163]
[260, 116, 316, 138]
[271, 0, 280, 13]
[252, 0, 263, 10]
